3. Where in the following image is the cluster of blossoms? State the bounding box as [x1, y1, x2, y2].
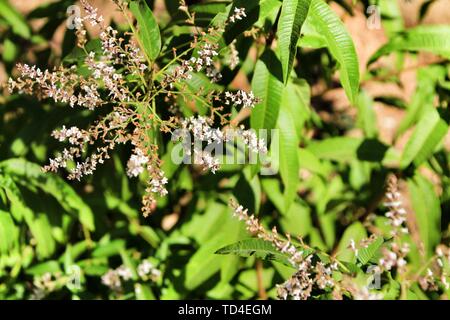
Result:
[30, 272, 59, 300]
[379, 243, 409, 271]
[102, 261, 162, 291]
[224, 90, 260, 108]
[7, 0, 261, 218]
[228, 7, 247, 23]
[137, 260, 162, 281]
[101, 265, 133, 290]
[126, 148, 149, 177]
[378, 175, 410, 272]
[162, 42, 222, 87]
[230, 201, 339, 300]
[176, 116, 267, 172]
[384, 175, 408, 235]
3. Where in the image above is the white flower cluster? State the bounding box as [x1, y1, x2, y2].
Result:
[137, 260, 162, 281]
[164, 43, 222, 87]
[228, 7, 247, 23]
[85, 52, 129, 102]
[8, 64, 103, 110]
[126, 148, 149, 177]
[51, 125, 89, 146]
[224, 90, 259, 108]
[194, 149, 221, 173]
[81, 0, 104, 27]
[236, 126, 267, 154]
[181, 116, 225, 145]
[379, 243, 409, 271]
[101, 265, 133, 290]
[178, 116, 267, 173]
[102, 261, 161, 291]
[384, 175, 408, 235]
[149, 171, 169, 196]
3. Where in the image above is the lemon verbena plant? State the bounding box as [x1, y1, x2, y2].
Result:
[1, 0, 450, 300]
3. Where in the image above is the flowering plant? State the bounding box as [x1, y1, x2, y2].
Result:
[0, 0, 450, 300]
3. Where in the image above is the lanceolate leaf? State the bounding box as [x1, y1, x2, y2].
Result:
[215, 238, 295, 268]
[408, 175, 441, 257]
[0, 210, 17, 254]
[278, 86, 300, 212]
[357, 236, 384, 265]
[369, 25, 450, 65]
[277, 0, 312, 83]
[129, 0, 161, 61]
[307, 0, 360, 105]
[400, 108, 449, 169]
[0, 0, 31, 39]
[251, 49, 284, 133]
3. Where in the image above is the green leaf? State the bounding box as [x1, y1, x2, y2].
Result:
[251, 49, 284, 132]
[356, 91, 378, 138]
[395, 67, 444, 138]
[0, 210, 17, 254]
[0, 159, 95, 231]
[400, 108, 449, 168]
[277, 0, 312, 83]
[135, 283, 155, 300]
[2, 38, 18, 63]
[0, 0, 31, 38]
[92, 240, 125, 258]
[261, 178, 312, 236]
[336, 222, 367, 262]
[129, 0, 161, 61]
[30, 213, 56, 259]
[307, 137, 388, 163]
[216, 238, 295, 268]
[369, 25, 450, 65]
[357, 236, 384, 265]
[184, 212, 245, 290]
[26, 260, 61, 276]
[408, 175, 441, 257]
[278, 88, 300, 212]
[307, 0, 360, 104]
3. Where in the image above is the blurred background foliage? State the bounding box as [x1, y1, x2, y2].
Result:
[0, 0, 449, 299]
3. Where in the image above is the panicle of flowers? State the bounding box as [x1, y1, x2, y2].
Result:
[236, 125, 268, 154]
[228, 7, 247, 24]
[51, 125, 89, 146]
[148, 170, 169, 197]
[162, 42, 222, 88]
[276, 257, 314, 300]
[230, 200, 339, 300]
[377, 175, 410, 273]
[80, 0, 105, 27]
[379, 242, 409, 272]
[126, 147, 149, 177]
[224, 90, 260, 108]
[384, 174, 408, 236]
[43, 109, 133, 180]
[177, 116, 267, 173]
[194, 149, 221, 173]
